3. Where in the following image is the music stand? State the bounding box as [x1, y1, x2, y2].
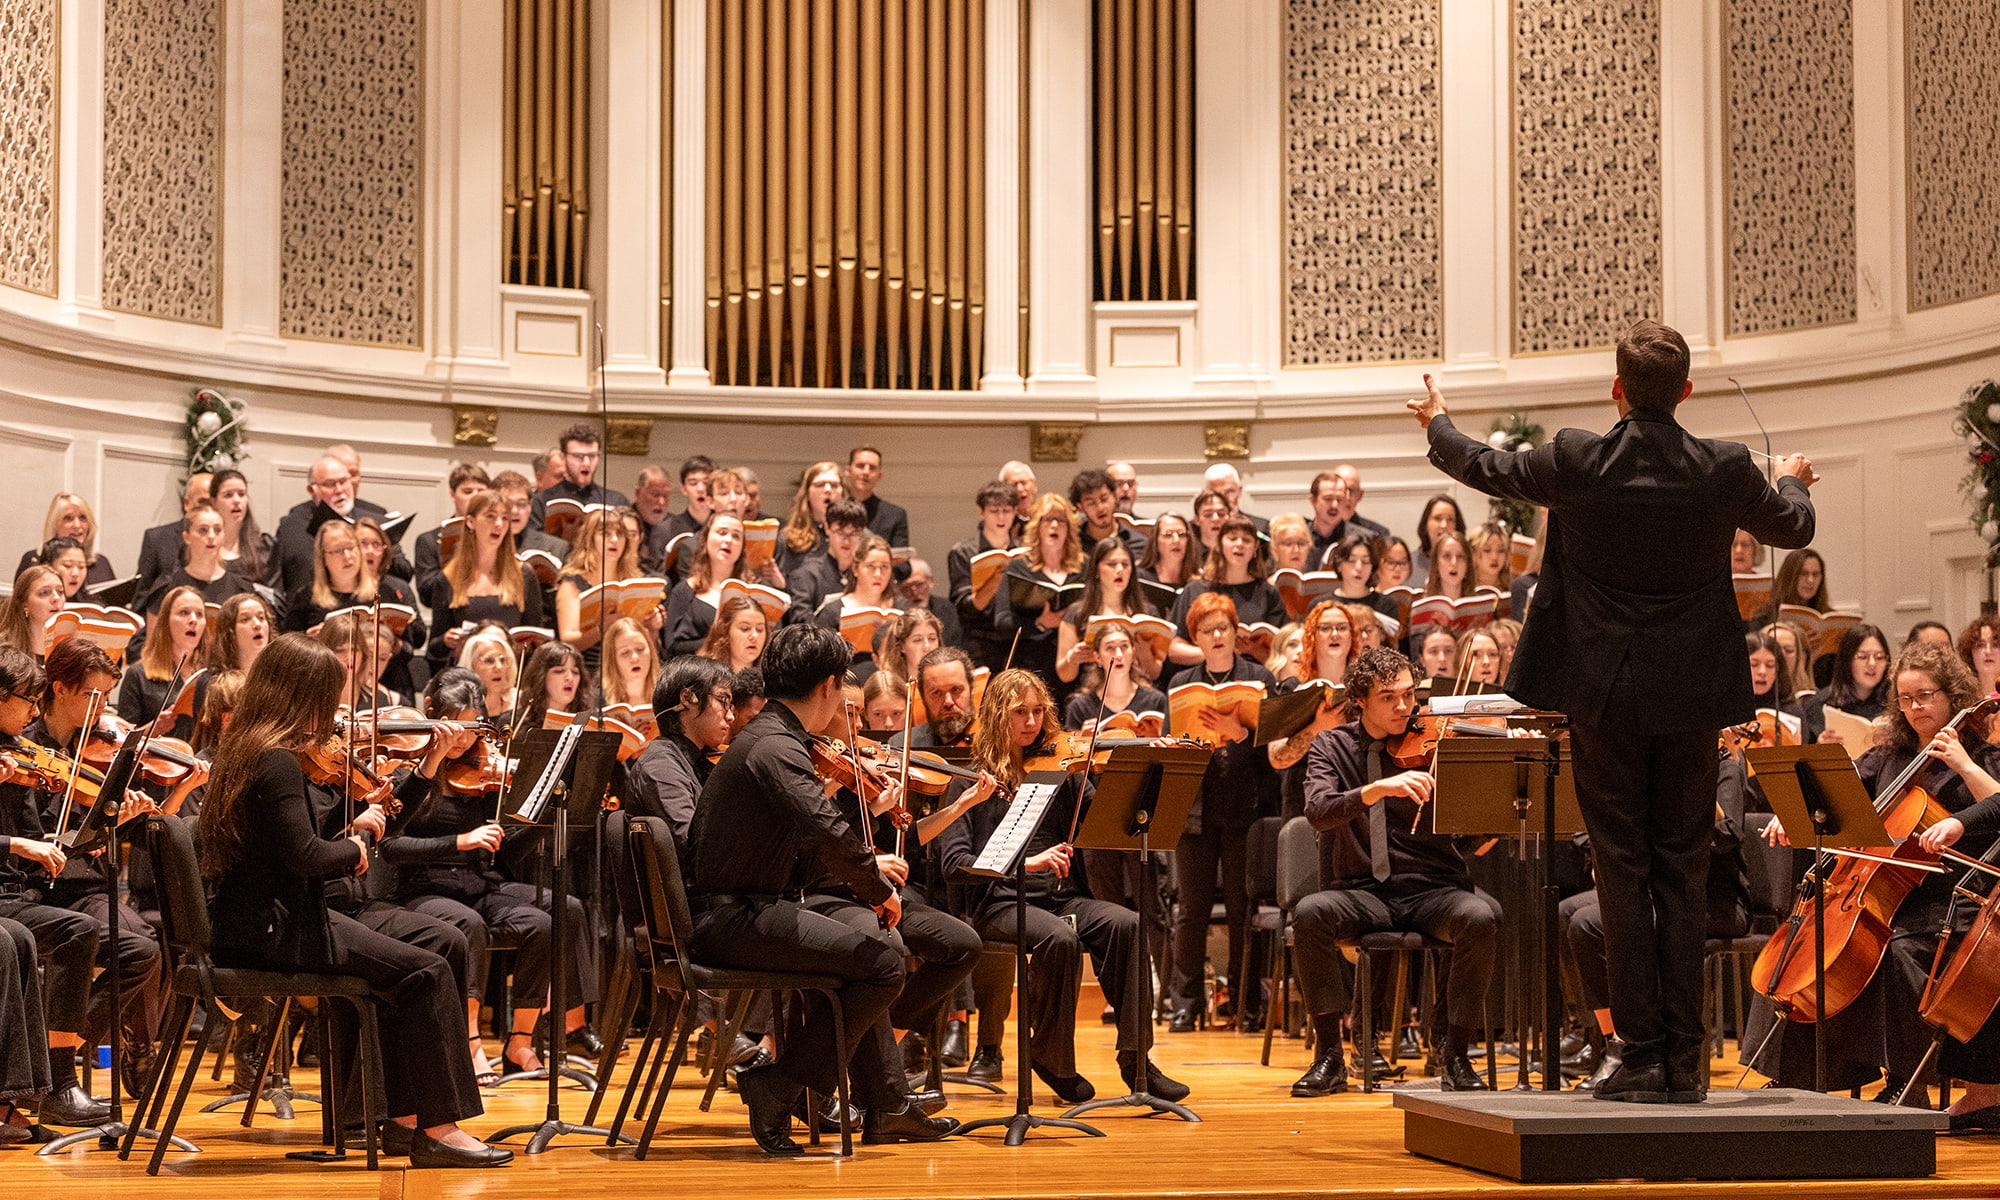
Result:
[1432, 734, 1581, 1091]
[1744, 744, 1894, 1094]
[1064, 741, 1210, 1122]
[955, 774, 1107, 1147]
[491, 726, 630, 1154]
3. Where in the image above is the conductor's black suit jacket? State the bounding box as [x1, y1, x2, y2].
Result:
[1425, 409, 1815, 734]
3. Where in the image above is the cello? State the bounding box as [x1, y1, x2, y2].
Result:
[1752, 696, 2000, 1022]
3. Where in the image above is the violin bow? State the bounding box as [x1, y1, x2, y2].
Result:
[895, 679, 914, 858]
[1065, 687, 1114, 847]
[494, 633, 535, 824]
[50, 689, 104, 848]
[841, 705, 878, 856]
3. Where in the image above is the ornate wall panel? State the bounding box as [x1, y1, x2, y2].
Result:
[0, 0, 58, 296]
[1283, 0, 1441, 366]
[102, 0, 222, 324]
[1511, 0, 1660, 355]
[1907, 0, 2000, 311]
[280, 0, 423, 345]
[1724, 0, 1853, 335]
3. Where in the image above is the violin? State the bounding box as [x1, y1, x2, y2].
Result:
[1385, 711, 1514, 770]
[807, 734, 909, 827]
[1753, 696, 2000, 1022]
[297, 736, 402, 817]
[84, 716, 206, 788]
[849, 739, 985, 796]
[437, 733, 510, 797]
[0, 738, 105, 802]
[335, 706, 442, 761]
[541, 709, 646, 761]
[1022, 729, 1187, 775]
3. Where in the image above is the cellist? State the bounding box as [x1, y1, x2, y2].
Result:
[1757, 643, 2000, 1118]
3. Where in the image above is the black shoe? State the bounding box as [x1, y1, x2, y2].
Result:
[1593, 1055, 1670, 1104]
[38, 1082, 109, 1126]
[1291, 1049, 1350, 1097]
[939, 1019, 969, 1067]
[863, 1102, 959, 1144]
[408, 1128, 513, 1169]
[908, 1088, 947, 1116]
[1032, 1063, 1095, 1105]
[900, 1032, 930, 1077]
[736, 1063, 803, 1157]
[120, 1040, 157, 1101]
[965, 1045, 1002, 1081]
[1240, 1009, 1265, 1034]
[1348, 1046, 1404, 1083]
[794, 1092, 862, 1134]
[564, 1024, 604, 1057]
[1949, 1104, 2000, 1134]
[1438, 1052, 1487, 1092]
[1576, 1038, 1623, 1092]
[1665, 1042, 1707, 1104]
[380, 1121, 414, 1157]
[1166, 1007, 1197, 1034]
[1118, 1050, 1191, 1103]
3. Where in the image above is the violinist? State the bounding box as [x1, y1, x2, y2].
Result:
[892, 646, 978, 750]
[946, 480, 1020, 673]
[626, 656, 734, 854]
[197, 635, 509, 1167]
[0, 913, 50, 1142]
[29, 639, 167, 1090]
[16, 492, 115, 588]
[555, 506, 658, 672]
[379, 669, 595, 1085]
[685, 624, 954, 1154]
[117, 585, 207, 732]
[1289, 648, 1497, 1097]
[425, 489, 545, 675]
[696, 594, 767, 673]
[1270, 601, 1359, 821]
[601, 616, 660, 715]
[1756, 643, 2000, 1118]
[1166, 513, 1285, 667]
[933, 668, 1186, 1104]
[0, 566, 64, 659]
[1056, 538, 1162, 686]
[663, 511, 751, 655]
[1163, 593, 1276, 1032]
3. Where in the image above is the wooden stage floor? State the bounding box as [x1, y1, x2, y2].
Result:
[24, 1020, 2000, 1200]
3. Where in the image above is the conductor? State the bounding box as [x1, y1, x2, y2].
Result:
[1409, 320, 1817, 1103]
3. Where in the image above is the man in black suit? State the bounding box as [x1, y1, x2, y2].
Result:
[272, 452, 413, 599]
[1412, 319, 1817, 1103]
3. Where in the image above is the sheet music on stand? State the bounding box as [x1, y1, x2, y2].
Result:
[965, 777, 1064, 878]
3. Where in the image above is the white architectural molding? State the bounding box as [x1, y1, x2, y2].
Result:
[1024, 0, 1092, 392]
[978, 0, 1023, 393]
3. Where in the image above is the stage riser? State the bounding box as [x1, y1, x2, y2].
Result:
[1406, 1117, 1935, 1183]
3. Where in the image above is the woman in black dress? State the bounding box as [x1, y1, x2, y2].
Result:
[196, 634, 509, 1167]
[424, 490, 545, 674]
[1166, 513, 1284, 668]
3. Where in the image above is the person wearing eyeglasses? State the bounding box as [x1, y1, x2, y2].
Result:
[527, 423, 630, 532]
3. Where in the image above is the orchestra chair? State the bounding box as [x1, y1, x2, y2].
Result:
[1238, 816, 1285, 1035]
[1260, 816, 1318, 1066]
[122, 814, 386, 1175]
[1702, 813, 1789, 1079]
[614, 816, 855, 1159]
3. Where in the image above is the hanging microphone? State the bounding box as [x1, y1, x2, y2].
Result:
[1727, 377, 1774, 484]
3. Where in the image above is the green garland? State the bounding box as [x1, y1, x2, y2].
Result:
[183, 387, 247, 481]
[1954, 379, 2000, 564]
[1482, 411, 1544, 535]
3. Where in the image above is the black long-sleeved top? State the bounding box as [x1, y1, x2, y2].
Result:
[1165, 659, 1276, 835]
[626, 728, 711, 856]
[663, 584, 718, 656]
[1062, 685, 1168, 732]
[377, 767, 507, 901]
[528, 479, 630, 531]
[1302, 720, 1471, 896]
[947, 528, 1013, 652]
[1168, 578, 1287, 638]
[273, 499, 415, 602]
[934, 767, 1090, 910]
[686, 703, 889, 905]
[421, 580, 546, 669]
[782, 553, 844, 626]
[208, 747, 366, 968]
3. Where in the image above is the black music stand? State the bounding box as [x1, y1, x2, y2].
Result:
[1432, 733, 1580, 1091]
[491, 725, 630, 1154]
[956, 773, 1106, 1147]
[1063, 741, 1209, 1123]
[1745, 744, 1894, 1094]
[44, 731, 197, 1158]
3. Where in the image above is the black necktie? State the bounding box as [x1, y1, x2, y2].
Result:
[1367, 739, 1391, 882]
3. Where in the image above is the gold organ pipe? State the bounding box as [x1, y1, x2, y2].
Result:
[966, 0, 986, 388]
[1113, 0, 1134, 299]
[945, 0, 967, 388]
[1173, 0, 1193, 298]
[904, 0, 927, 387]
[721, 0, 744, 382]
[743, 0, 765, 382]
[834, 0, 860, 387]
[764, 0, 788, 383]
[1093, 0, 1115, 300]
[552, 0, 572, 287]
[859, 0, 883, 388]
[882, 0, 906, 385]
[1133, 0, 1154, 297]
[924, 0, 947, 386]
[787, 0, 810, 387]
[705, 0, 726, 374]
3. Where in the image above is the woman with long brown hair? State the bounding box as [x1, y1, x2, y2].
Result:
[197, 634, 509, 1166]
[1165, 512, 1284, 667]
[664, 512, 748, 654]
[0, 565, 64, 658]
[118, 584, 207, 728]
[995, 494, 1085, 696]
[554, 507, 657, 671]
[425, 490, 544, 674]
[934, 668, 1185, 1106]
[778, 460, 847, 574]
[697, 594, 768, 673]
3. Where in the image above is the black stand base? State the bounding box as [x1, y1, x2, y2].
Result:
[37, 1121, 200, 1157]
[1395, 1088, 1943, 1183]
[490, 1117, 633, 1155]
[936, 1071, 1004, 1095]
[199, 1087, 321, 1119]
[1062, 1091, 1200, 1122]
[492, 1065, 600, 1092]
[956, 1111, 1107, 1147]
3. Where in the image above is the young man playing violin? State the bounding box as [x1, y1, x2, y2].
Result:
[1290, 647, 1498, 1097]
[686, 624, 955, 1155]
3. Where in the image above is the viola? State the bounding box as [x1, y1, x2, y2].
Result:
[437, 734, 510, 797]
[84, 717, 205, 788]
[808, 735, 907, 826]
[1385, 711, 1513, 770]
[297, 737, 402, 817]
[1753, 696, 2000, 1022]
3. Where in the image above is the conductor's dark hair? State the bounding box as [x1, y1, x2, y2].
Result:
[1344, 646, 1413, 701]
[423, 667, 486, 719]
[1615, 319, 1691, 412]
[761, 625, 854, 701]
[654, 654, 736, 730]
